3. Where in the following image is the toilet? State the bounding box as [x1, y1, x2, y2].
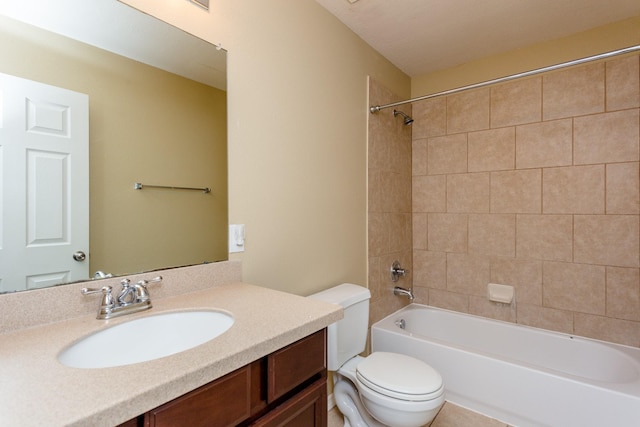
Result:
[309, 284, 444, 427]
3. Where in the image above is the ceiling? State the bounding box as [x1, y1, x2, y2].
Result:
[0, 0, 226, 90]
[314, 0, 640, 77]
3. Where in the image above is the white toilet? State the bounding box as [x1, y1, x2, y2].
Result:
[309, 284, 444, 427]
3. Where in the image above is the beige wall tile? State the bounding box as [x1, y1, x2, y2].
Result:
[543, 261, 605, 315]
[447, 88, 490, 134]
[574, 215, 639, 268]
[606, 266, 640, 321]
[447, 173, 490, 213]
[413, 250, 446, 289]
[469, 295, 517, 322]
[516, 215, 572, 261]
[428, 213, 468, 253]
[368, 256, 382, 301]
[413, 174, 446, 212]
[428, 134, 467, 175]
[515, 119, 572, 169]
[388, 124, 412, 174]
[606, 55, 640, 111]
[606, 162, 640, 214]
[491, 76, 542, 127]
[574, 109, 640, 165]
[413, 213, 428, 250]
[428, 288, 469, 313]
[411, 285, 429, 305]
[447, 253, 490, 296]
[491, 169, 541, 213]
[490, 257, 542, 305]
[368, 168, 383, 212]
[516, 303, 574, 334]
[368, 213, 389, 257]
[468, 127, 515, 172]
[368, 115, 393, 171]
[412, 138, 427, 176]
[542, 62, 605, 120]
[370, 296, 407, 325]
[401, 56, 640, 348]
[574, 313, 640, 347]
[542, 165, 605, 214]
[412, 97, 446, 140]
[468, 214, 516, 257]
[383, 171, 411, 213]
[389, 213, 412, 253]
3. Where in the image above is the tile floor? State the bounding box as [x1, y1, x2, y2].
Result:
[328, 401, 512, 427]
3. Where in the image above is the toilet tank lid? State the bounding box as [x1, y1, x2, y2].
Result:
[308, 283, 371, 307]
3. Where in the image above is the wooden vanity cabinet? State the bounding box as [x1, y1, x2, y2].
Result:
[118, 329, 327, 427]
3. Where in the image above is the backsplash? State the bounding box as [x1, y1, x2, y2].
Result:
[410, 54, 640, 346]
[0, 260, 242, 334]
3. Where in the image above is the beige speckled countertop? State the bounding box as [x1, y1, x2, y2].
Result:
[0, 281, 342, 427]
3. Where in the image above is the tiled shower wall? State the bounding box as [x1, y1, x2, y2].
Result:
[368, 79, 413, 325]
[411, 54, 640, 347]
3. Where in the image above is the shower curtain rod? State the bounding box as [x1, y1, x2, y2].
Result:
[369, 45, 640, 113]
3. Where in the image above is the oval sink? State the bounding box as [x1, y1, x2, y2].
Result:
[58, 310, 234, 369]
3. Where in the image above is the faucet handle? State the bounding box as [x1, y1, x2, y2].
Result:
[133, 276, 162, 303]
[390, 260, 409, 282]
[81, 286, 115, 312]
[81, 285, 113, 296]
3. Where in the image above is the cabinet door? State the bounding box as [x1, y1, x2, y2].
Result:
[250, 378, 327, 427]
[147, 365, 251, 427]
[267, 329, 326, 402]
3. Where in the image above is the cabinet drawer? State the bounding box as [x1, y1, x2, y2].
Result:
[267, 329, 326, 402]
[251, 378, 327, 427]
[148, 365, 251, 427]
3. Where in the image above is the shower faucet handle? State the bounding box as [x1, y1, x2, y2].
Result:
[390, 260, 409, 282]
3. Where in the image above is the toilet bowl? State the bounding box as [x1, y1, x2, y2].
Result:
[338, 353, 444, 427]
[308, 284, 445, 427]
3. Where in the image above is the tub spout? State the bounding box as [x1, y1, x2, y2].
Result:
[394, 286, 414, 302]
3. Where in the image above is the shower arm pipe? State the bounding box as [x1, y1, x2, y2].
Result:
[369, 44, 640, 114]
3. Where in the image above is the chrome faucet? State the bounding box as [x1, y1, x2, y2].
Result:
[393, 286, 414, 302]
[82, 276, 162, 319]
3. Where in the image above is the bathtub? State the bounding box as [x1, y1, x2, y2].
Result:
[371, 304, 640, 427]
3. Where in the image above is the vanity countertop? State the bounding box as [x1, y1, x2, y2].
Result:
[0, 282, 342, 427]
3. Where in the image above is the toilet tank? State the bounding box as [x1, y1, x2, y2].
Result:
[308, 283, 370, 371]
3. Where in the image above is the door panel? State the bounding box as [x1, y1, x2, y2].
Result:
[0, 72, 88, 292]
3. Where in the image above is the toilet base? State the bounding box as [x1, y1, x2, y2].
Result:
[335, 377, 385, 427]
[334, 373, 442, 427]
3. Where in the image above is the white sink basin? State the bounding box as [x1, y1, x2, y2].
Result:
[58, 310, 234, 369]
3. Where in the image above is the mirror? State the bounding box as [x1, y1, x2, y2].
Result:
[0, 3, 228, 293]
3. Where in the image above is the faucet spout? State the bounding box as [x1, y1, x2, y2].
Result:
[393, 286, 414, 302]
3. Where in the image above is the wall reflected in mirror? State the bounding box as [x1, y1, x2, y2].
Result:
[0, 14, 228, 293]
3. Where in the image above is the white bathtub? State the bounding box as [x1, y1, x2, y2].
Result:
[371, 304, 640, 427]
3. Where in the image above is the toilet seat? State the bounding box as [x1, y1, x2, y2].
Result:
[356, 352, 444, 401]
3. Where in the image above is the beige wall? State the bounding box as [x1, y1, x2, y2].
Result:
[122, 1, 640, 348]
[0, 16, 228, 276]
[411, 52, 640, 347]
[123, 0, 410, 295]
